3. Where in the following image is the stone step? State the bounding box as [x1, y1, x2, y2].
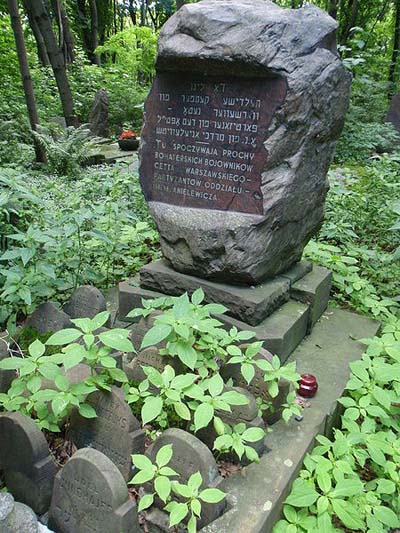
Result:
[218, 300, 310, 362]
[139, 259, 291, 326]
[290, 265, 332, 331]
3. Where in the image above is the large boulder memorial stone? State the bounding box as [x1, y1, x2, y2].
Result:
[138, 0, 351, 284]
[48, 448, 140, 533]
[70, 386, 145, 480]
[0, 412, 57, 515]
[119, 1, 349, 362]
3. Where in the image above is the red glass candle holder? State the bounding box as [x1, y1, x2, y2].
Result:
[298, 373, 318, 398]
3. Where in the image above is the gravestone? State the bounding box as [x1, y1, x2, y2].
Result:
[0, 332, 14, 393]
[221, 344, 290, 424]
[70, 386, 144, 480]
[25, 302, 72, 334]
[146, 428, 225, 527]
[139, 0, 351, 283]
[64, 285, 106, 319]
[147, 428, 218, 486]
[124, 346, 182, 382]
[0, 412, 57, 514]
[48, 448, 140, 533]
[89, 88, 109, 138]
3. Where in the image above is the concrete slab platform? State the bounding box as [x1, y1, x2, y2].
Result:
[140, 260, 290, 326]
[200, 307, 380, 533]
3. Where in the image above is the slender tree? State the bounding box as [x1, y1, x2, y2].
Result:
[328, 0, 339, 19]
[340, 0, 359, 44]
[7, 0, 46, 162]
[389, 0, 400, 99]
[89, 0, 101, 64]
[25, 0, 78, 126]
[51, 0, 75, 64]
[22, 0, 50, 66]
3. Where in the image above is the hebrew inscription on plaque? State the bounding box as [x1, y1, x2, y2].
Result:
[140, 73, 287, 215]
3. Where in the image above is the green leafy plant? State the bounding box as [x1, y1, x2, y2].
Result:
[166, 473, 226, 533]
[126, 365, 249, 432]
[130, 444, 179, 510]
[213, 422, 265, 463]
[126, 364, 200, 428]
[32, 124, 96, 176]
[0, 167, 159, 331]
[130, 445, 226, 533]
[273, 319, 400, 532]
[0, 311, 132, 430]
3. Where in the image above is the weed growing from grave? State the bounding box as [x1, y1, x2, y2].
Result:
[0, 311, 132, 431]
[226, 344, 301, 421]
[128, 289, 255, 376]
[130, 444, 179, 510]
[213, 422, 266, 463]
[126, 364, 249, 431]
[126, 365, 200, 428]
[127, 290, 303, 461]
[130, 444, 226, 533]
[273, 317, 400, 533]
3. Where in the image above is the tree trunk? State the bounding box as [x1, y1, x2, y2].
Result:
[22, 0, 50, 66]
[128, 0, 137, 25]
[341, 0, 359, 44]
[7, 0, 46, 162]
[89, 0, 100, 65]
[389, 0, 400, 99]
[140, 0, 148, 26]
[59, 1, 75, 63]
[25, 0, 78, 127]
[51, 0, 75, 64]
[328, 0, 339, 19]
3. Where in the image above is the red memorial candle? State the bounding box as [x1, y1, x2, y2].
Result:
[298, 374, 318, 398]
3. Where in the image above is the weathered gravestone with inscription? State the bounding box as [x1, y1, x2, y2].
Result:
[48, 448, 140, 533]
[0, 412, 57, 515]
[146, 428, 225, 527]
[70, 386, 144, 480]
[139, 0, 351, 283]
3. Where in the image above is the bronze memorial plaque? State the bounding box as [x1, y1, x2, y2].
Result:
[140, 73, 287, 215]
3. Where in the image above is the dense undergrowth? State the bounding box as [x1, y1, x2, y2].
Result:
[273, 61, 400, 533]
[0, 166, 160, 331]
[0, 17, 400, 531]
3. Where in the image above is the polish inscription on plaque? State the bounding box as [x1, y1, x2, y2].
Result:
[140, 73, 287, 215]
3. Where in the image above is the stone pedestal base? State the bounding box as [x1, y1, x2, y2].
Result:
[118, 259, 332, 362]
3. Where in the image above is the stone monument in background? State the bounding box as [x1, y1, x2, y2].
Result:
[120, 0, 352, 360]
[386, 93, 400, 133]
